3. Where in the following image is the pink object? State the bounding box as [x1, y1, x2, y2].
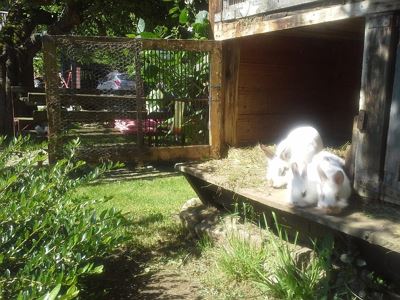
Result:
[115, 119, 158, 134]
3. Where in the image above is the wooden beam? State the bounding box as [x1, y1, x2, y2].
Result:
[220, 0, 324, 22]
[382, 21, 400, 205]
[62, 111, 142, 122]
[222, 40, 240, 147]
[214, 0, 400, 40]
[77, 145, 211, 163]
[210, 41, 224, 158]
[354, 13, 399, 199]
[49, 35, 215, 52]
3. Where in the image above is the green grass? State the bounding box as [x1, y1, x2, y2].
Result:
[77, 174, 196, 249]
[216, 234, 268, 282]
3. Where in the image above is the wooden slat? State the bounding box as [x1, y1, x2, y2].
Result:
[50, 35, 215, 52]
[59, 93, 137, 110]
[223, 40, 240, 146]
[221, 0, 324, 21]
[210, 41, 223, 158]
[62, 111, 142, 122]
[27, 92, 46, 105]
[77, 145, 211, 163]
[33, 110, 48, 122]
[354, 13, 399, 199]
[11, 86, 45, 93]
[383, 25, 400, 205]
[213, 0, 400, 40]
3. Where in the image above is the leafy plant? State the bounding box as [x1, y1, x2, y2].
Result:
[0, 137, 127, 299]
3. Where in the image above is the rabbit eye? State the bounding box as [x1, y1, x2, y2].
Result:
[301, 191, 307, 197]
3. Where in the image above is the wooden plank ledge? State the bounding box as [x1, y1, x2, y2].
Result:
[176, 162, 400, 253]
[214, 0, 400, 40]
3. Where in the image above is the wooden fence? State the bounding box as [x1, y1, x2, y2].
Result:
[42, 35, 222, 163]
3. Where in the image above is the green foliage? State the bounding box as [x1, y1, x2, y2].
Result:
[127, 0, 209, 39]
[254, 213, 332, 299]
[217, 234, 267, 282]
[0, 137, 127, 299]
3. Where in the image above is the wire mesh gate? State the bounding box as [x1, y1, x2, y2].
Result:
[43, 36, 221, 163]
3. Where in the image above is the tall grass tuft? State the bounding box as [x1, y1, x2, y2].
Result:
[217, 233, 267, 282]
[254, 213, 332, 299]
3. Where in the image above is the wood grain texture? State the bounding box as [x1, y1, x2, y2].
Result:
[354, 13, 399, 199]
[210, 42, 224, 158]
[232, 30, 363, 147]
[78, 145, 211, 163]
[213, 0, 400, 40]
[177, 162, 400, 254]
[383, 24, 400, 205]
[222, 40, 240, 146]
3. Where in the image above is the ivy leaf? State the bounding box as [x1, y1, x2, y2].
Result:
[137, 18, 145, 33]
[179, 8, 189, 24]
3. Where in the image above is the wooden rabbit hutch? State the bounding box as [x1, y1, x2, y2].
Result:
[177, 0, 400, 278]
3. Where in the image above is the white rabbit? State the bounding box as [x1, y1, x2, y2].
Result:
[315, 154, 351, 214]
[262, 126, 323, 188]
[287, 162, 319, 207]
[286, 151, 351, 213]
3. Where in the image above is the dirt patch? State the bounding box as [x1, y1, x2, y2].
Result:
[137, 266, 203, 300]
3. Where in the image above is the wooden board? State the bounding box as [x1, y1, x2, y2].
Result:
[213, 0, 400, 40]
[220, 0, 324, 21]
[354, 13, 399, 199]
[62, 111, 140, 122]
[210, 42, 224, 158]
[383, 25, 400, 205]
[177, 162, 400, 254]
[77, 145, 211, 163]
[222, 40, 240, 146]
[50, 35, 216, 52]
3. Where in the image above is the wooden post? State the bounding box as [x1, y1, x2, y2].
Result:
[210, 41, 223, 158]
[222, 40, 240, 148]
[134, 40, 144, 148]
[42, 35, 62, 164]
[354, 13, 399, 199]
[382, 18, 400, 205]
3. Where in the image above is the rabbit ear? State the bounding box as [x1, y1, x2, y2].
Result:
[260, 144, 275, 159]
[333, 170, 344, 185]
[291, 162, 300, 176]
[317, 165, 328, 181]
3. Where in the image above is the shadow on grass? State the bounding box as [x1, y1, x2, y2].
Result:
[89, 163, 182, 185]
[80, 215, 203, 299]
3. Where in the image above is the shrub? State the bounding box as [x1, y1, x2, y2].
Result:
[0, 137, 127, 299]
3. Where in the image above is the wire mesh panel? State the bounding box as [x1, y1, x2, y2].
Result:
[42, 36, 214, 162]
[142, 49, 209, 147]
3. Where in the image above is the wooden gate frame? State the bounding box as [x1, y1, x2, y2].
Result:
[42, 36, 223, 163]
